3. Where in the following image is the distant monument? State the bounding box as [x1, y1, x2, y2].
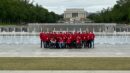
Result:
[64, 8, 87, 23]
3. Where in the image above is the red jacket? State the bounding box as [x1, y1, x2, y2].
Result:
[43, 33, 50, 42]
[87, 33, 91, 41]
[89, 33, 95, 40]
[59, 38, 64, 43]
[76, 36, 82, 44]
[40, 32, 44, 41]
[81, 33, 85, 41]
[66, 37, 71, 44]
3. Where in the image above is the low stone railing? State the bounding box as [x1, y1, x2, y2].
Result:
[0, 32, 130, 36]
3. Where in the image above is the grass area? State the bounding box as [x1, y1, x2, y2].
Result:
[0, 57, 130, 70]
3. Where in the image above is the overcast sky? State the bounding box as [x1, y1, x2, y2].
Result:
[33, 0, 118, 14]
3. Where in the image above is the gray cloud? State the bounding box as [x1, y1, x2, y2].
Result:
[34, 0, 118, 14]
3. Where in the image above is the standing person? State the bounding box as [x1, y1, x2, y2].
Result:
[39, 32, 44, 48]
[76, 35, 82, 48]
[87, 32, 91, 48]
[90, 32, 95, 48]
[50, 37, 56, 48]
[59, 37, 64, 48]
[63, 32, 67, 48]
[44, 33, 50, 48]
[81, 32, 86, 48]
[71, 33, 75, 48]
[66, 36, 72, 48]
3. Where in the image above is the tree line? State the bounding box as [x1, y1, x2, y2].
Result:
[88, 0, 130, 24]
[0, 0, 61, 24]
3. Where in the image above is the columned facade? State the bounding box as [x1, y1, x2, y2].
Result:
[64, 8, 87, 23]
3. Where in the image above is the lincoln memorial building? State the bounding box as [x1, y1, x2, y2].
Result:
[64, 8, 87, 23]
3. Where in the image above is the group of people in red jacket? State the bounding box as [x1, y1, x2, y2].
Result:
[40, 31, 95, 49]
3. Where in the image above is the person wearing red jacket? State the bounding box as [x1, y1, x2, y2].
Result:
[73, 32, 78, 48]
[84, 32, 90, 48]
[62, 33, 67, 48]
[44, 33, 50, 48]
[66, 36, 72, 48]
[39, 32, 44, 48]
[88, 32, 95, 48]
[50, 37, 56, 48]
[87, 32, 92, 48]
[81, 32, 87, 48]
[90, 32, 95, 48]
[58, 37, 65, 48]
[76, 35, 82, 48]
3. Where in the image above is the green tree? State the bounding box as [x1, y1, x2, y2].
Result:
[88, 0, 130, 24]
[0, 0, 61, 25]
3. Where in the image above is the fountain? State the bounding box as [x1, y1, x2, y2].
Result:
[0, 23, 130, 45]
[53, 28, 56, 32]
[66, 28, 69, 32]
[0, 28, 1, 32]
[80, 28, 82, 33]
[41, 28, 43, 32]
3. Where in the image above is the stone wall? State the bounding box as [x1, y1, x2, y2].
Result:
[0, 26, 28, 32]
[28, 23, 116, 32]
[1, 23, 130, 33]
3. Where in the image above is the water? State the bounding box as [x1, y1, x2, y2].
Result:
[0, 36, 39, 45]
[95, 36, 130, 45]
[0, 35, 130, 45]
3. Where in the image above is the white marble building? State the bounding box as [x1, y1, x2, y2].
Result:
[64, 8, 87, 23]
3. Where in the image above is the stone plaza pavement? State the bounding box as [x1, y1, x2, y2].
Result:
[0, 44, 130, 57]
